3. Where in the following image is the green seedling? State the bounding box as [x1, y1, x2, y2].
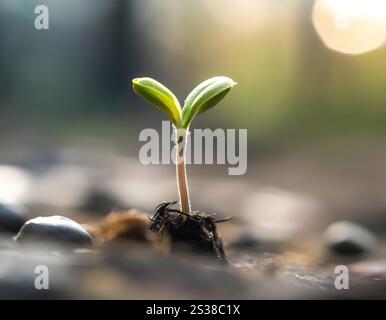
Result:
[132, 76, 236, 215]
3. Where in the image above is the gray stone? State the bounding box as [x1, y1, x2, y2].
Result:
[15, 216, 94, 248]
[230, 231, 260, 248]
[0, 203, 27, 234]
[325, 221, 377, 255]
[81, 187, 121, 215]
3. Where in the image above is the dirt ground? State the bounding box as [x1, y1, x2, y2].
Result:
[1, 142, 386, 299]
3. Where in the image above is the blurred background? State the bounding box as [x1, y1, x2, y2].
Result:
[0, 0, 386, 240]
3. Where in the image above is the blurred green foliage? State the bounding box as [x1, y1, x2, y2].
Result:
[0, 0, 385, 149]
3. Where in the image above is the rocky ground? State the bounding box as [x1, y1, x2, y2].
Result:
[0, 145, 385, 299]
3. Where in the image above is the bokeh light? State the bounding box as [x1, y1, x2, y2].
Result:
[313, 0, 386, 54]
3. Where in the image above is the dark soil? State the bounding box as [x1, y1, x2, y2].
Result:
[149, 201, 228, 262]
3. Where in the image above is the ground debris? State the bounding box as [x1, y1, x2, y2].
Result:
[86, 209, 154, 245]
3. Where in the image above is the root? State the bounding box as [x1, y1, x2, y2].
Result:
[149, 201, 228, 262]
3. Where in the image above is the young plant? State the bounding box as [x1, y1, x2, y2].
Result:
[132, 76, 236, 215]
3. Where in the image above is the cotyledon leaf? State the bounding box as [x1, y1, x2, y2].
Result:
[182, 76, 236, 128]
[132, 77, 182, 127]
[182, 77, 220, 120]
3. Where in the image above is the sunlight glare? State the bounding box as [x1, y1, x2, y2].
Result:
[313, 0, 386, 54]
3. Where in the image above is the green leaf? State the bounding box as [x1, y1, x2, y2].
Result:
[182, 76, 236, 128]
[132, 77, 182, 127]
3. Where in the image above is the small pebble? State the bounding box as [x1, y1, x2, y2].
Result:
[81, 188, 121, 215]
[16, 216, 94, 248]
[0, 203, 27, 234]
[325, 221, 377, 255]
[230, 231, 260, 248]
